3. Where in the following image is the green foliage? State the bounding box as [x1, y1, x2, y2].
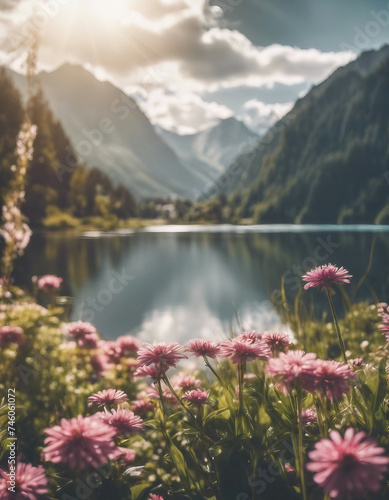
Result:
[0, 76, 137, 227]
[1, 283, 389, 499]
[225, 55, 389, 224]
[0, 69, 24, 210]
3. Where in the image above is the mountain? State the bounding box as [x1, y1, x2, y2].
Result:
[157, 117, 258, 198]
[223, 44, 389, 224]
[8, 64, 206, 200]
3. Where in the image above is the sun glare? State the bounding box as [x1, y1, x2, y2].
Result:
[70, 0, 130, 27]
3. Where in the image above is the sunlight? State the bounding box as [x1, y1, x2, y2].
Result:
[69, 0, 130, 28]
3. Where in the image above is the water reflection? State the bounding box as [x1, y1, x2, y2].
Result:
[14, 226, 389, 343]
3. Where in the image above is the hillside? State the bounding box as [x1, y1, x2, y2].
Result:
[224, 45, 389, 224]
[8, 64, 206, 200]
[157, 117, 258, 196]
[0, 71, 137, 226]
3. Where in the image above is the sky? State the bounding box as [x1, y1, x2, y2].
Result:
[1, 0, 389, 134]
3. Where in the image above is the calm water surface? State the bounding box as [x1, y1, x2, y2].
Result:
[14, 225, 389, 343]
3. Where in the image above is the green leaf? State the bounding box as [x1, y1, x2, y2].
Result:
[130, 483, 150, 500]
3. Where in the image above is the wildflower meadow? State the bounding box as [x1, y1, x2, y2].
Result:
[0, 259, 389, 499]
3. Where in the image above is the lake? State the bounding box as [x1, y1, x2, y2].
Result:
[14, 225, 389, 343]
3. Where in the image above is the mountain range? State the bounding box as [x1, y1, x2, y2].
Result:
[7, 64, 257, 201]
[157, 117, 258, 198]
[223, 44, 389, 224]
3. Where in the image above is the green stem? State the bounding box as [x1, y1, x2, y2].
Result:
[326, 289, 348, 364]
[204, 356, 227, 388]
[238, 362, 244, 410]
[162, 374, 197, 420]
[297, 390, 307, 500]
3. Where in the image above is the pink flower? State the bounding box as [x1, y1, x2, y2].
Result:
[133, 363, 166, 379]
[302, 407, 317, 425]
[266, 350, 318, 393]
[187, 339, 221, 358]
[220, 338, 271, 364]
[302, 264, 352, 292]
[349, 358, 364, 367]
[312, 360, 354, 401]
[43, 415, 116, 470]
[117, 335, 140, 355]
[377, 302, 389, 315]
[285, 463, 295, 474]
[238, 331, 263, 343]
[0, 325, 25, 347]
[307, 428, 389, 499]
[262, 331, 291, 355]
[146, 385, 177, 405]
[66, 321, 99, 348]
[131, 399, 154, 415]
[100, 408, 144, 436]
[136, 342, 187, 370]
[90, 354, 113, 376]
[88, 389, 128, 407]
[378, 308, 389, 340]
[182, 389, 209, 404]
[149, 495, 164, 500]
[110, 447, 136, 464]
[170, 373, 201, 390]
[0, 462, 48, 499]
[100, 340, 122, 362]
[37, 275, 63, 292]
[378, 323, 389, 338]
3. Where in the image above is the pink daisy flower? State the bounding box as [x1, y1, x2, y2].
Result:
[43, 415, 116, 470]
[266, 350, 318, 393]
[100, 340, 122, 362]
[312, 360, 354, 401]
[0, 325, 25, 347]
[220, 338, 271, 364]
[88, 389, 128, 407]
[116, 335, 140, 355]
[146, 385, 177, 405]
[131, 399, 154, 415]
[377, 302, 389, 314]
[302, 407, 317, 426]
[171, 373, 201, 390]
[100, 408, 143, 436]
[262, 331, 291, 355]
[0, 462, 48, 499]
[348, 358, 364, 367]
[136, 342, 187, 370]
[238, 331, 263, 343]
[90, 354, 113, 376]
[65, 321, 99, 349]
[37, 275, 63, 292]
[187, 339, 221, 358]
[302, 264, 352, 292]
[133, 363, 166, 379]
[307, 428, 389, 499]
[110, 447, 136, 464]
[182, 389, 209, 404]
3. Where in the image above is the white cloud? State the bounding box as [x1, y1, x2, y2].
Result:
[241, 99, 294, 135]
[1, 0, 355, 89]
[0, 0, 357, 133]
[134, 88, 233, 134]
